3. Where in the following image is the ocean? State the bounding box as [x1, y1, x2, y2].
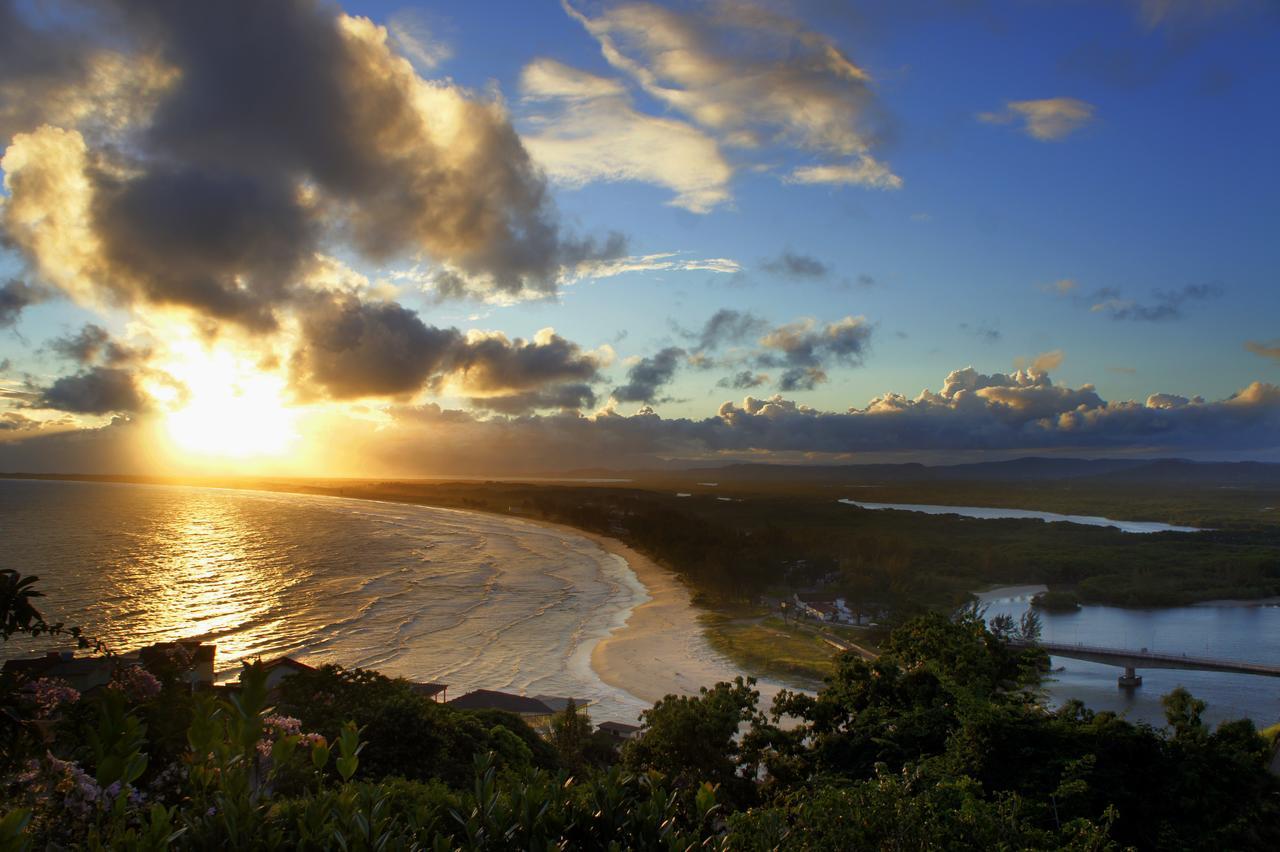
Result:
[0, 478, 653, 723]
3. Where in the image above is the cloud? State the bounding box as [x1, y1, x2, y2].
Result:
[1033, 349, 1064, 373]
[761, 251, 829, 279]
[960, 322, 1002, 344]
[563, 0, 899, 190]
[566, 252, 742, 281]
[784, 158, 903, 189]
[0, 278, 46, 328]
[0, 0, 620, 320]
[717, 370, 769, 390]
[6, 365, 1280, 472]
[979, 98, 1096, 141]
[38, 366, 148, 414]
[613, 346, 686, 404]
[683, 309, 770, 351]
[758, 316, 873, 390]
[1040, 278, 1078, 295]
[386, 9, 452, 71]
[520, 58, 732, 213]
[1089, 283, 1221, 321]
[1246, 340, 1280, 363]
[468, 383, 597, 414]
[1133, 0, 1267, 29]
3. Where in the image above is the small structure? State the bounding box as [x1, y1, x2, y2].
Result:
[793, 593, 857, 625]
[408, 681, 449, 702]
[532, 695, 592, 714]
[448, 689, 556, 732]
[257, 656, 316, 692]
[596, 721, 641, 742]
[2, 641, 217, 693]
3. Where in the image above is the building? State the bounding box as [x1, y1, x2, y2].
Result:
[793, 593, 858, 624]
[596, 721, 641, 742]
[447, 689, 557, 732]
[532, 695, 592, 714]
[256, 656, 316, 692]
[1, 640, 217, 693]
[407, 681, 449, 702]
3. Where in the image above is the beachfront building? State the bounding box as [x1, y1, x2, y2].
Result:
[2, 640, 217, 693]
[447, 689, 558, 732]
[258, 656, 317, 692]
[596, 721, 641, 742]
[408, 681, 450, 702]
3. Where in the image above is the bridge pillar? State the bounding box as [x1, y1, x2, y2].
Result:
[1118, 666, 1142, 688]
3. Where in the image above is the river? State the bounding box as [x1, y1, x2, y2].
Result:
[838, 499, 1201, 533]
[978, 585, 1280, 728]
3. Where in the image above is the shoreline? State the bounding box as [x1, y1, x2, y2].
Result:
[3, 475, 788, 713]
[500, 514, 793, 709]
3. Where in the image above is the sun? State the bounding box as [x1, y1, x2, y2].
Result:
[157, 346, 300, 460]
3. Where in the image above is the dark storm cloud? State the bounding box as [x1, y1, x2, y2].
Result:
[38, 366, 148, 414]
[0, 0, 622, 327]
[761, 251, 829, 279]
[613, 347, 686, 404]
[0, 279, 45, 328]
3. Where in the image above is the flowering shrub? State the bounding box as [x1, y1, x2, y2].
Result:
[108, 664, 162, 703]
[21, 677, 80, 719]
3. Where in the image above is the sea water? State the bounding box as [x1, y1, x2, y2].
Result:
[0, 478, 653, 722]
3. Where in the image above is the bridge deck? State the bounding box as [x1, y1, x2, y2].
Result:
[1009, 641, 1280, 678]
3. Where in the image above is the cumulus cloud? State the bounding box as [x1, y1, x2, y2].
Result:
[47, 324, 135, 365]
[979, 98, 1096, 141]
[1089, 283, 1221, 321]
[1246, 340, 1280, 362]
[613, 346, 686, 404]
[563, 0, 899, 190]
[757, 316, 873, 390]
[5, 365, 1280, 472]
[0, 0, 620, 322]
[38, 366, 148, 415]
[761, 251, 829, 279]
[520, 58, 732, 213]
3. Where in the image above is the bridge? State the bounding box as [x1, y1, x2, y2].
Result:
[1009, 640, 1280, 688]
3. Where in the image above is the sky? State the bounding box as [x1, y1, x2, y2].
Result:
[0, 0, 1278, 475]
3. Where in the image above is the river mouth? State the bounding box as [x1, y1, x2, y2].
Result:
[838, 499, 1201, 534]
[978, 585, 1280, 727]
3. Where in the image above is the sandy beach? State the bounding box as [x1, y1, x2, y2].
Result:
[507, 514, 792, 709]
[570, 527, 792, 710]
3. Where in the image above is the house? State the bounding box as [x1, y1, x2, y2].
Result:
[407, 681, 449, 702]
[596, 721, 641, 742]
[2, 641, 218, 693]
[138, 641, 216, 687]
[1, 651, 117, 693]
[793, 594, 857, 625]
[255, 656, 316, 692]
[532, 695, 592, 714]
[447, 689, 556, 732]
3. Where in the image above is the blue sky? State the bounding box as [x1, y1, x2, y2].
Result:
[0, 0, 1277, 473]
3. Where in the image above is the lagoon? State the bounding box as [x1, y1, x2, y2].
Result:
[838, 499, 1201, 534]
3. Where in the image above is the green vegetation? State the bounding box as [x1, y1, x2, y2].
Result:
[4, 568, 1280, 849]
[1031, 590, 1082, 612]
[702, 615, 838, 685]
[8, 473, 1280, 609]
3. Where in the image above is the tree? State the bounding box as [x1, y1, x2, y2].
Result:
[623, 677, 763, 805]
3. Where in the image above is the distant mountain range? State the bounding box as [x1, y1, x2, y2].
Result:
[565, 458, 1280, 487]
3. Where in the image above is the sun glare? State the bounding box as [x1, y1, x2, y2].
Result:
[157, 346, 300, 460]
